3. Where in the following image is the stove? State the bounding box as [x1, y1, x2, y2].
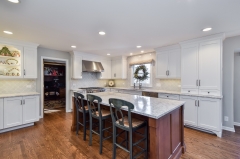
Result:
[79, 87, 105, 93]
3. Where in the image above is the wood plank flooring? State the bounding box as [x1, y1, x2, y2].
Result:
[0, 108, 239, 159]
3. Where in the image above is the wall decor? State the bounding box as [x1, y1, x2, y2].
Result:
[0, 46, 12, 57]
[6, 58, 18, 65]
[134, 65, 149, 82]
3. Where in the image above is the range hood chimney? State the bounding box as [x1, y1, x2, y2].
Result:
[82, 60, 104, 72]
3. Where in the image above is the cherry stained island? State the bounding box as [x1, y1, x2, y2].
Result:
[71, 92, 186, 159]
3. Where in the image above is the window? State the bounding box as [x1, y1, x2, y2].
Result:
[131, 64, 152, 87]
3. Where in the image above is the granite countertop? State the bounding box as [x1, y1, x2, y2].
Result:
[88, 92, 185, 119]
[0, 92, 40, 98]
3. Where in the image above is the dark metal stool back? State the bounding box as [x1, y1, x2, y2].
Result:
[74, 92, 89, 140]
[109, 98, 148, 159]
[87, 94, 112, 154]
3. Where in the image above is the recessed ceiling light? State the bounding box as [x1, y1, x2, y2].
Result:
[141, 51, 144, 53]
[136, 46, 141, 48]
[71, 46, 76, 48]
[202, 28, 212, 32]
[130, 53, 133, 55]
[8, 0, 20, 3]
[3, 31, 13, 34]
[107, 53, 110, 55]
[99, 31, 106, 35]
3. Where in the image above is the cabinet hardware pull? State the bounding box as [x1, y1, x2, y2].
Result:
[198, 100, 200, 107]
[23, 100, 25, 105]
[166, 71, 168, 76]
[196, 80, 198, 86]
[21, 100, 22, 105]
[168, 70, 169, 76]
[199, 80, 201, 86]
[208, 92, 210, 94]
[24, 70, 26, 75]
[195, 100, 197, 106]
[188, 90, 190, 92]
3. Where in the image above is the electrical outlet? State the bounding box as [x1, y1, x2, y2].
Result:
[26, 85, 32, 88]
[224, 116, 229, 121]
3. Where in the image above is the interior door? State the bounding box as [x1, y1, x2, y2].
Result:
[4, 97, 23, 128]
[168, 49, 181, 78]
[23, 96, 39, 124]
[181, 45, 199, 93]
[180, 95, 198, 126]
[24, 47, 37, 78]
[197, 97, 221, 131]
[156, 51, 168, 78]
[198, 40, 221, 95]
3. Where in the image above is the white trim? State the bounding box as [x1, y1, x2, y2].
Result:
[0, 123, 34, 134]
[234, 122, 240, 127]
[0, 36, 39, 48]
[40, 56, 70, 118]
[155, 44, 180, 52]
[222, 126, 235, 132]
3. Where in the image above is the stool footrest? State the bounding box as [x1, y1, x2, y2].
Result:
[115, 143, 130, 153]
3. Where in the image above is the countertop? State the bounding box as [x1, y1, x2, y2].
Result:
[87, 92, 185, 119]
[0, 92, 40, 98]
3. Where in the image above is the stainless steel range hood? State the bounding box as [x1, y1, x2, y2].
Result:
[82, 60, 104, 72]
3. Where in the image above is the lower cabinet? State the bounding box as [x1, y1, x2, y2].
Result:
[0, 99, 3, 130]
[3, 96, 39, 129]
[158, 93, 180, 100]
[180, 95, 222, 137]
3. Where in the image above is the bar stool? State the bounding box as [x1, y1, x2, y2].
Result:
[109, 98, 148, 159]
[73, 92, 93, 140]
[87, 94, 112, 154]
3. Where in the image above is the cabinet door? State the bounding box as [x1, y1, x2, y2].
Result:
[0, 99, 3, 129]
[23, 47, 37, 78]
[198, 40, 221, 96]
[181, 45, 199, 93]
[156, 51, 168, 78]
[23, 96, 39, 124]
[197, 97, 221, 131]
[72, 55, 82, 79]
[112, 59, 121, 79]
[4, 97, 23, 128]
[180, 96, 198, 126]
[168, 50, 181, 79]
[98, 59, 111, 79]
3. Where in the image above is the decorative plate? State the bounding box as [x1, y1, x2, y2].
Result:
[108, 80, 114, 87]
[6, 59, 18, 65]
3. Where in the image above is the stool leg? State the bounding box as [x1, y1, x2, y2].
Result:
[112, 125, 116, 159]
[76, 111, 79, 135]
[99, 120, 103, 154]
[145, 125, 148, 159]
[129, 130, 133, 159]
[83, 113, 87, 141]
[89, 115, 92, 146]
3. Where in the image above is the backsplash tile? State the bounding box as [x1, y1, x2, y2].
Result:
[71, 72, 108, 89]
[0, 80, 36, 94]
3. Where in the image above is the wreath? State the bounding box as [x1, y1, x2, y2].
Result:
[134, 65, 149, 82]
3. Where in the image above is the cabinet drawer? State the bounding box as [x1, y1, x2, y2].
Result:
[142, 92, 158, 98]
[181, 89, 198, 95]
[198, 90, 219, 96]
[158, 93, 180, 100]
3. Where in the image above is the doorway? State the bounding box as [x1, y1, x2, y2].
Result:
[40, 57, 70, 118]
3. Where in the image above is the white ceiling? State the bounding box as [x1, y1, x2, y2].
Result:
[0, 0, 240, 57]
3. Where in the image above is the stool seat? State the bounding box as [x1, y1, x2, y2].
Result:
[80, 105, 94, 111]
[94, 109, 111, 117]
[116, 116, 144, 128]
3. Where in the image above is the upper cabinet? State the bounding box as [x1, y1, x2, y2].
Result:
[111, 56, 127, 79]
[155, 45, 181, 79]
[180, 34, 224, 96]
[70, 52, 82, 79]
[98, 59, 112, 79]
[0, 37, 38, 79]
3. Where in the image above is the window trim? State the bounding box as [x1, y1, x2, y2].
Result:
[130, 64, 153, 87]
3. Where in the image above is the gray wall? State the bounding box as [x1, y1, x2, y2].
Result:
[223, 35, 240, 128]
[234, 52, 240, 124]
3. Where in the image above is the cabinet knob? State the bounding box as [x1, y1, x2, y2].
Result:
[188, 90, 190, 92]
[167, 96, 169, 97]
[208, 92, 210, 94]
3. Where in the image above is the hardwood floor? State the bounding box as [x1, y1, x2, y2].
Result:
[0, 108, 239, 159]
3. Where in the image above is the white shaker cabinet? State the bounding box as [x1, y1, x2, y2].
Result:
[111, 56, 127, 79]
[4, 97, 23, 128]
[0, 99, 3, 130]
[98, 59, 112, 79]
[23, 47, 37, 78]
[180, 95, 222, 137]
[70, 52, 82, 79]
[155, 45, 181, 79]
[180, 95, 198, 126]
[180, 34, 224, 97]
[23, 96, 39, 124]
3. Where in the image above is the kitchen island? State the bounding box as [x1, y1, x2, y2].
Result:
[71, 92, 186, 159]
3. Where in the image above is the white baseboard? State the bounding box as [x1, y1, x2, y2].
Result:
[222, 126, 235, 132]
[0, 123, 34, 134]
[234, 122, 240, 127]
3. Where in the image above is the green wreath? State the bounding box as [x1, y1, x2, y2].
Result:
[134, 65, 149, 81]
